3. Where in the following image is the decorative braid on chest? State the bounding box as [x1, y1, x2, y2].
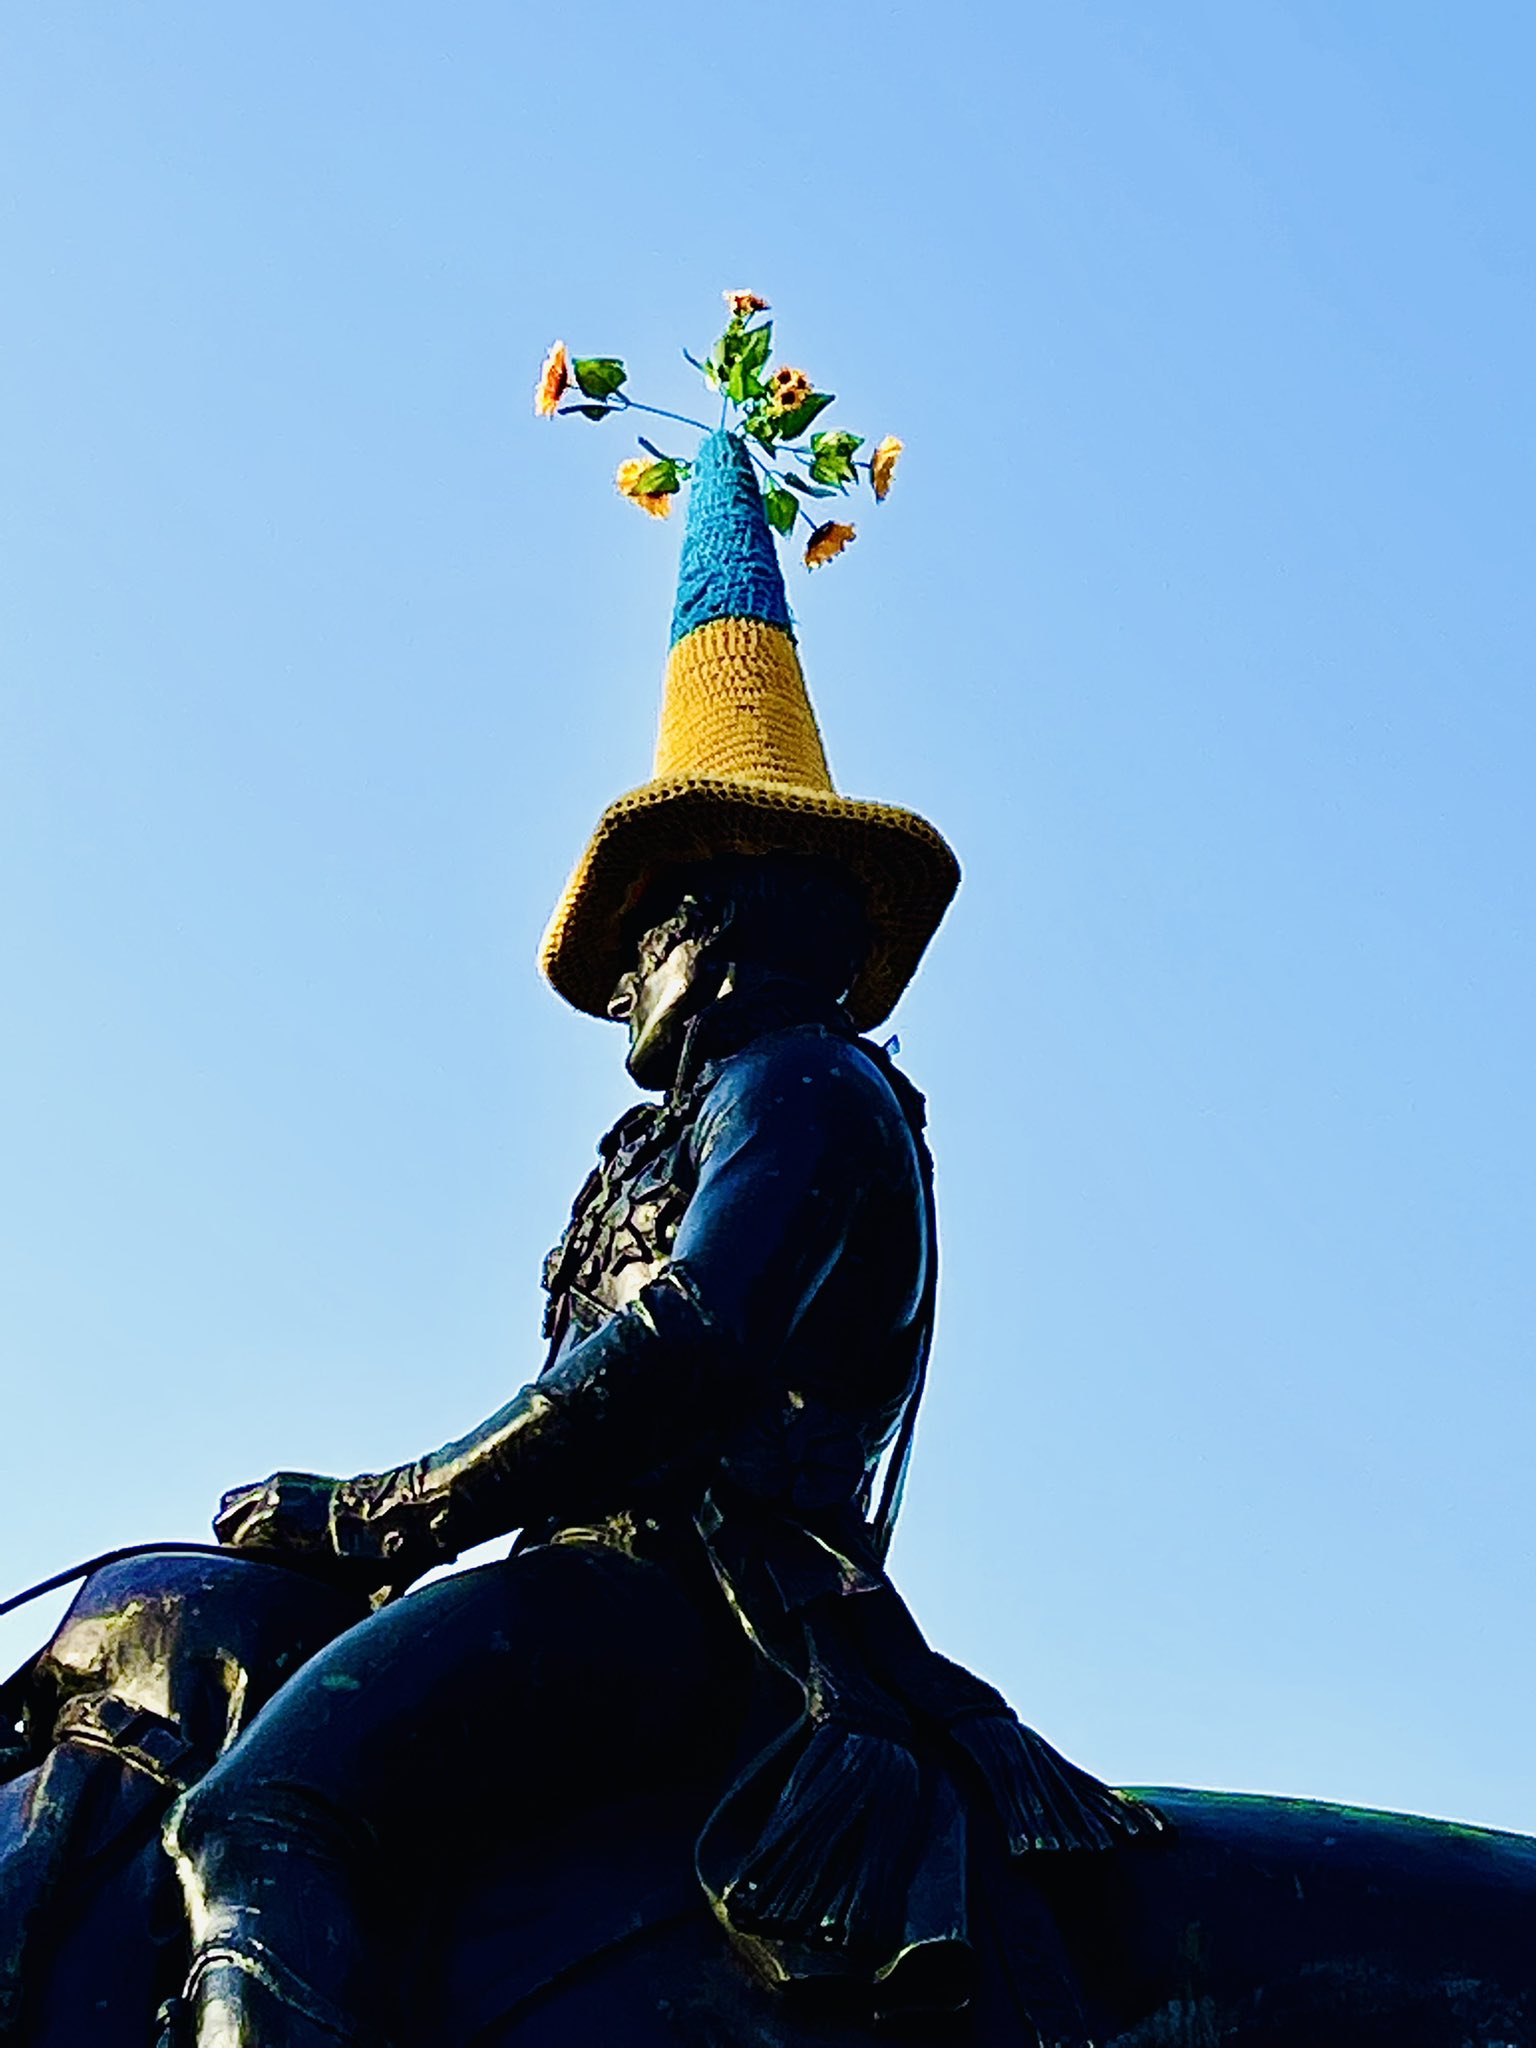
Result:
[541, 1095, 701, 1336]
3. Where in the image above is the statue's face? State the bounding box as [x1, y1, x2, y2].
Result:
[607, 909, 715, 1088]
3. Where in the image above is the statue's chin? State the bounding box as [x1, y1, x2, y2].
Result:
[624, 1030, 680, 1090]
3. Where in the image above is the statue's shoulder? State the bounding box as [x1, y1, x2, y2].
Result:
[692, 1023, 920, 1158]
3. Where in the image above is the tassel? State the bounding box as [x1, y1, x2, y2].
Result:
[950, 1713, 1166, 1857]
[712, 1722, 922, 1954]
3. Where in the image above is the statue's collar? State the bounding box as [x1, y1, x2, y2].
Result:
[669, 981, 855, 1102]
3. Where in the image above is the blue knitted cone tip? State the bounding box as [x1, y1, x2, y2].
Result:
[669, 430, 792, 647]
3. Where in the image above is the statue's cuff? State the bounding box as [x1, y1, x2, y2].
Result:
[328, 1464, 453, 1570]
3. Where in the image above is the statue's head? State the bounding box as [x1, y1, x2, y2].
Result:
[607, 853, 869, 1087]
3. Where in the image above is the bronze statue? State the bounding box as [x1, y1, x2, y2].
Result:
[154, 394, 1163, 2044]
[158, 853, 1154, 2045]
[2, 304, 1531, 2048]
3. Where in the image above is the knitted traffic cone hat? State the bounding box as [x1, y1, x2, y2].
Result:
[535, 304, 958, 1031]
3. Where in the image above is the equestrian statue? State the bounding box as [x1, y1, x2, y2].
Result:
[2, 298, 1530, 2047]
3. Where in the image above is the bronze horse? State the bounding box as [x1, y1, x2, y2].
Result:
[3, 1550, 1530, 2047]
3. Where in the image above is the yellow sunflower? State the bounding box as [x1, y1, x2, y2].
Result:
[534, 340, 571, 418]
[769, 365, 814, 412]
[615, 457, 673, 519]
[805, 520, 856, 569]
[871, 435, 904, 502]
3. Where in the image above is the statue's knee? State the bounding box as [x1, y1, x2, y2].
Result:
[41, 1554, 358, 1771]
[162, 1766, 250, 1874]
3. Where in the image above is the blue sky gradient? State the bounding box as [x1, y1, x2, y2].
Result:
[3, 3, 1532, 1831]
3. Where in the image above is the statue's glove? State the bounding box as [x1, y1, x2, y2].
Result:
[214, 1471, 343, 1558]
[213, 1463, 460, 1587]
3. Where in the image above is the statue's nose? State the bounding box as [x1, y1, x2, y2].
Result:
[607, 974, 637, 1024]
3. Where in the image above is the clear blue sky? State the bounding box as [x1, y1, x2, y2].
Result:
[3, 4, 1532, 1832]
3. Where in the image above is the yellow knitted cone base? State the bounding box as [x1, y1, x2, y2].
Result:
[654, 618, 833, 790]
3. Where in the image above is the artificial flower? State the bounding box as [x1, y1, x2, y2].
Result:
[769, 365, 813, 411]
[871, 435, 904, 502]
[534, 340, 571, 417]
[805, 520, 856, 569]
[725, 289, 770, 318]
[615, 457, 673, 518]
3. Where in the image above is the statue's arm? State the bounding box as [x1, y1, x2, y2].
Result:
[222, 1036, 889, 1576]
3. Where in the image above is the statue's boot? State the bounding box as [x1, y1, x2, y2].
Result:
[163, 1793, 379, 2048]
[158, 1947, 369, 2048]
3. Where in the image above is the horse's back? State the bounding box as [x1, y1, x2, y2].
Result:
[408, 1785, 1535, 2048]
[1066, 1787, 1535, 2045]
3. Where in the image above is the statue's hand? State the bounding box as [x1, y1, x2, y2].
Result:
[214, 1471, 340, 1556]
[328, 1464, 446, 1577]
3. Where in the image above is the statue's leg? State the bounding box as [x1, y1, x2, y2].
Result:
[162, 1541, 743, 2048]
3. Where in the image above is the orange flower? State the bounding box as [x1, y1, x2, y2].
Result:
[534, 340, 571, 417]
[615, 457, 673, 519]
[804, 520, 856, 569]
[871, 434, 903, 502]
[724, 289, 770, 318]
[769, 364, 813, 412]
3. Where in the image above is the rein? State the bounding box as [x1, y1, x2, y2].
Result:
[0, 1542, 237, 1625]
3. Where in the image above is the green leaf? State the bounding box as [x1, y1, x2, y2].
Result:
[572, 357, 627, 400]
[726, 355, 767, 404]
[714, 322, 772, 405]
[771, 391, 835, 441]
[741, 323, 773, 373]
[811, 429, 863, 459]
[743, 409, 779, 446]
[809, 428, 862, 487]
[783, 471, 838, 499]
[764, 485, 798, 536]
[726, 324, 773, 403]
[636, 458, 683, 495]
[559, 403, 616, 422]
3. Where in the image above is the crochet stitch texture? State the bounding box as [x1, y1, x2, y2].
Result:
[670, 432, 794, 646]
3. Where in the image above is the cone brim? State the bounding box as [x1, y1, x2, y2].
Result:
[540, 778, 960, 1031]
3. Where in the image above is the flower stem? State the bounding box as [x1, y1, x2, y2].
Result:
[615, 394, 713, 434]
